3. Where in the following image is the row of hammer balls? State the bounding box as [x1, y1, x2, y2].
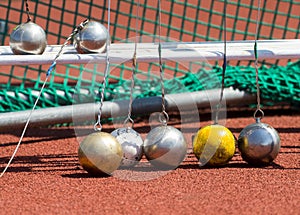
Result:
[8, 19, 281, 176]
[79, 121, 281, 177]
[9, 20, 107, 55]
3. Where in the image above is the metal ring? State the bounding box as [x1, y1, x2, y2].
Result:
[94, 122, 102, 131]
[123, 117, 134, 129]
[253, 108, 264, 121]
[159, 111, 169, 125]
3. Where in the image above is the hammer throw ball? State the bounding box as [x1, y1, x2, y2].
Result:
[238, 120, 280, 166]
[10, 21, 47, 55]
[111, 127, 143, 167]
[143, 125, 187, 170]
[193, 124, 236, 166]
[74, 21, 108, 54]
[78, 132, 123, 176]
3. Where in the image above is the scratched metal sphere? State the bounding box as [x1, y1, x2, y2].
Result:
[111, 127, 144, 167]
[238, 120, 281, 166]
[78, 132, 123, 176]
[143, 125, 187, 169]
[9, 21, 47, 55]
[74, 21, 108, 54]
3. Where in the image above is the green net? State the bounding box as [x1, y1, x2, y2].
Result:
[0, 0, 299, 113]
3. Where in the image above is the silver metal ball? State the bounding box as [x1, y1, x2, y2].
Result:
[143, 125, 187, 169]
[111, 127, 144, 167]
[9, 21, 47, 55]
[78, 132, 123, 176]
[74, 21, 108, 54]
[238, 119, 281, 166]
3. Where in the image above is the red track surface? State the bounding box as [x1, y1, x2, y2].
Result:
[1, 108, 299, 214]
[0, 1, 299, 214]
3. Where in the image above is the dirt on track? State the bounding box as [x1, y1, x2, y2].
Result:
[0, 107, 299, 215]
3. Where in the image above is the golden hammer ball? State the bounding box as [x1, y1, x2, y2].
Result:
[143, 125, 187, 170]
[238, 120, 280, 166]
[73, 21, 108, 54]
[193, 124, 236, 166]
[78, 132, 123, 176]
[9, 21, 47, 55]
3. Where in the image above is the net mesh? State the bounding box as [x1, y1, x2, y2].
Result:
[0, 0, 299, 112]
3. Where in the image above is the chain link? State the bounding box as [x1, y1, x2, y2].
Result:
[94, 0, 111, 131]
[47, 19, 89, 77]
[123, 1, 140, 129]
[25, 0, 32, 22]
[158, 0, 169, 126]
[253, 0, 264, 120]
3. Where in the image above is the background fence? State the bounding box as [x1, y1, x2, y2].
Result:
[0, 0, 299, 113]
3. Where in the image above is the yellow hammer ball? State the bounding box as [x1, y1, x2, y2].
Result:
[78, 132, 123, 176]
[193, 124, 236, 166]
